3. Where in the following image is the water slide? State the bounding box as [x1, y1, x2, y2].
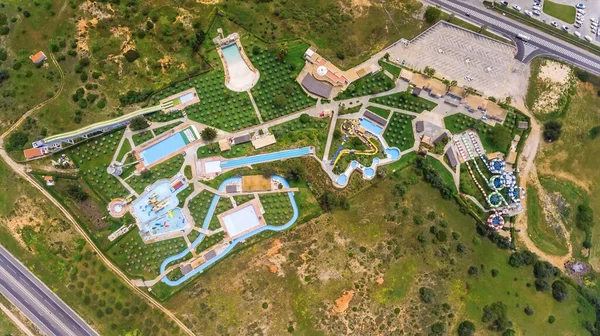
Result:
[41, 102, 172, 145]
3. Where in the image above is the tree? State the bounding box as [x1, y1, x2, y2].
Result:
[423, 66, 436, 77]
[0, 69, 9, 84]
[124, 49, 140, 62]
[5, 131, 28, 151]
[479, 24, 488, 33]
[189, 30, 206, 52]
[261, 166, 276, 178]
[533, 261, 558, 279]
[524, 306, 534, 315]
[487, 125, 511, 151]
[67, 184, 89, 201]
[502, 329, 516, 336]
[551, 280, 568, 302]
[276, 43, 288, 62]
[508, 251, 538, 267]
[285, 162, 306, 181]
[419, 287, 435, 303]
[449, 79, 458, 87]
[252, 46, 261, 55]
[273, 94, 287, 108]
[576, 203, 594, 231]
[200, 127, 217, 142]
[424, 6, 442, 23]
[299, 113, 310, 124]
[543, 121, 562, 142]
[283, 82, 295, 96]
[140, 169, 152, 178]
[468, 266, 478, 276]
[482, 301, 512, 332]
[430, 322, 447, 335]
[129, 117, 149, 131]
[457, 320, 476, 336]
[534, 279, 549, 292]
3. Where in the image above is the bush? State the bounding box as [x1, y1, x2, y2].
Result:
[534, 279, 549, 292]
[299, 113, 310, 124]
[319, 191, 349, 212]
[0, 26, 10, 35]
[119, 89, 153, 106]
[124, 49, 140, 62]
[468, 266, 478, 276]
[533, 261, 558, 279]
[419, 287, 435, 303]
[0, 69, 9, 84]
[80, 72, 88, 82]
[200, 127, 217, 141]
[5, 131, 28, 151]
[67, 184, 88, 201]
[543, 121, 562, 142]
[481, 301, 512, 332]
[548, 315, 556, 324]
[524, 306, 534, 315]
[92, 71, 102, 79]
[457, 320, 476, 336]
[97, 100, 106, 109]
[491, 269, 499, 277]
[551, 280, 568, 302]
[508, 251, 538, 267]
[430, 322, 447, 335]
[424, 6, 442, 23]
[129, 117, 149, 131]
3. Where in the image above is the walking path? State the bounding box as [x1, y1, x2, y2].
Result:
[247, 91, 264, 124]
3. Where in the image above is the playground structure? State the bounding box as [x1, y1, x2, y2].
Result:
[487, 212, 505, 230]
[330, 119, 379, 167]
[107, 197, 131, 218]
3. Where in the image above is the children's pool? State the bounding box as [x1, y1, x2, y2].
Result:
[360, 118, 384, 136]
[336, 174, 348, 185]
[385, 148, 400, 160]
[221, 147, 311, 169]
[143, 208, 187, 236]
[140, 132, 188, 166]
[363, 167, 375, 178]
[131, 181, 179, 223]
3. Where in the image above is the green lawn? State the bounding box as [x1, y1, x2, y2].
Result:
[153, 121, 183, 136]
[378, 59, 403, 78]
[127, 154, 186, 194]
[383, 112, 416, 151]
[543, 0, 576, 24]
[339, 103, 363, 115]
[260, 193, 295, 226]
[335, 72, 395, 100]
[526, 183, 570, 256]
[366, 105, 391, 119]
[444, 113, 512, 153]
[117, 138, 132, 162]
[132, 130, 154, 146]
[188, 190, 219, 230]
[369, 91, 437, 113]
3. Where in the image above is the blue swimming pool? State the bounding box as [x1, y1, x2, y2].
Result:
[385, 147, 401, 160]
[131, 181, 179, 223]
[221, 147, 311, 169]
[141, 132, 187, 165]
[364, 167, 375, 178]
[336, 174, 348, 185]
[350, 161, 359, 168]
[145, 208, 187, 236]
[222, 44, 243, 65]
[360, 118, 384, 136]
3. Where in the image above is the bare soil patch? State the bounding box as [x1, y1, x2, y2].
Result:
[532, 61, 572, 115]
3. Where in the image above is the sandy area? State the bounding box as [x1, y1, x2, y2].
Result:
[532, 61, 572, 115]
[0, 196, 49, 249]
[333, 290, 354, 313]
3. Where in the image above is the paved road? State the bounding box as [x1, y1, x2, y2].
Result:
[0, 244, 98, 336]
[430, 0, 600, 74]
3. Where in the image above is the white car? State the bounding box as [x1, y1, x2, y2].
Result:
[513, 4, 522, 11]
[525, 10, 533, 16]
[577, 19, 584, 24]
[532, 5, 541, 10]
[551, 21, 558, 27]
[591, 21, 598, 27]
[590, 18, 598, 23]
[577, 9, 586, 14]
[533, 10, 541, 15]
[577, 14, 584, 19]
[585, 35, 593, 42]
[575, 31, 582, 37]
[563, 25, 570, 31]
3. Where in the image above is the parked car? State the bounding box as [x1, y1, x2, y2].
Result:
[585, 35, 593, 42]
[501, 0, 509, 5]
[590, 18, 598, 23]
[563, 25, 570, 31]
[591, 21, 598, 27]
[513, 4, 522, 11]
[576, 3, 585, 9]
[577, 9, 586, 14]
[532, 5, 541, 10]
[533, 10, 541, 15]
[575, 31, 582, 37]
[574, 23, 582, 28]
[525, 10, 533, 16]
[576, 19, 584, 25]
[551, 21, 558, 27]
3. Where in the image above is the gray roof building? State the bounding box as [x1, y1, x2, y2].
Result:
[446, 147, 458, 168]
[301, 74, 333, 99]
[415, 121, 424, 133]
[204, 250, 217, 261]
[364, 110, 388, 126]
[412, 87, 422, 96]
[233, 134, 251, 144]
[225, 185, 239, 194]
[518, 121, 529, 130]
[433, 132, 448, 145]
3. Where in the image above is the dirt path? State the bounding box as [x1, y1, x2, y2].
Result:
[0, 57, 195, 336]
[514, 105, 573, 269]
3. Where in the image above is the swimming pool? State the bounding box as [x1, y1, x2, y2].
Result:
[360, 118, 384, 136]
[221, 44, 259, 92]
[336, 174, 348, 185]
[131, 181, 179, 223]
[140, 132, 188, 166]
[144, 208, 187, 236]
[221, 147, 311, 169]
[385, 148, 400, 160]
[363, 167, 375, 178]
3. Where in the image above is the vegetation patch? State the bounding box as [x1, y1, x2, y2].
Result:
[383, 112, 417, 151]
[369, 91, 437, 113]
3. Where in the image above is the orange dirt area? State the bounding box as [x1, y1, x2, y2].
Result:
[0, 196, 51, 249]
[266, 238, 282, 257]
[333, 290, 354, 313]
[376, 277, 384, 285]
[158, 56, 172, 74]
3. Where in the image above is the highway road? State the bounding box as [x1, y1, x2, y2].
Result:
[430, 0, 600, 74]
[0, 244, 98, 336]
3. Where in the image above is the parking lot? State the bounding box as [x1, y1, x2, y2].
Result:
[502, 0, 600, 42]
[387, 22, 530, 101]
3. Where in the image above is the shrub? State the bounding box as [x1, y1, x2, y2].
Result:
[129, 117, 149, 131]
[468, 266, 478, 276]
[124, 49, 140, 62]
[0, 69, 9, 84]
[299, 113, 310, 123]
[491, 269, 499, 277]
[67, 184, 88, 201]
[419, 287, 435, 303]
[533, 261, 558, 279]
[534, 279, 549, 292]
[508, 251, 538, 267]
[0, 26, 10, 35]
[543, 121, 562, 142]
[97, 100, 106, 109]
[551, 280, 568, 302]
[548, 315, 556, 324]
[430, 322, 446, 335]
[457, 320, 476, 336]
[5, 131, 28, 151]
[80, 72, 88, 82]
[482, 301, 512, 332]
[200, 127, 217, 141]
[524, 306, 534, 315]
[424, 6, 442, 23]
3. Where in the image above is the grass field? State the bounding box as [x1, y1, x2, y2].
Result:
[369, 91, 438, 113]
[366, 105, 391, 119]
[378, 59, 403, 79]
[543, 0, 576, 24]
[526, 183, 570, 256]
[335, 72, 395, 100]
[163, 165, 595, 335]
[383, 112, 417, 151]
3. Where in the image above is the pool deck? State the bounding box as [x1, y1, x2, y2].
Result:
[216, 35, 259, 92]
[133, 123, 200, 172]
[217, 198, 266, 240]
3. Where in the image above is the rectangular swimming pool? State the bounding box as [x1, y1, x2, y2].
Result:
[140, 132, 188, 166]
[360, 118, 384, 136]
